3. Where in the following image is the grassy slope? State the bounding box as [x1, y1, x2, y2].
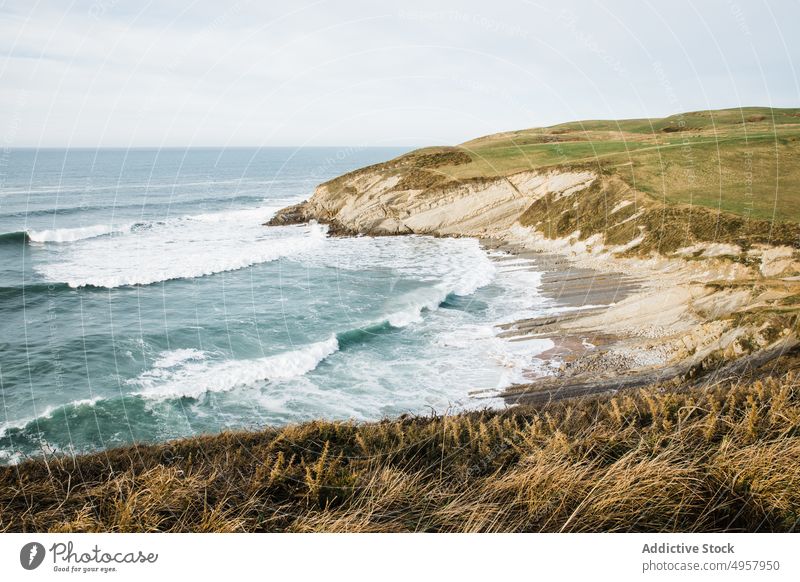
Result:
[2, 367, 799, 532]
[408, 107, 800, 222]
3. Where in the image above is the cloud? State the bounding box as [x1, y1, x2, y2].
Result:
[1, 0, 797, 146]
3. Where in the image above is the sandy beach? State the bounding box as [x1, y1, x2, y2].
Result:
[483, 237, 799, 405]
[480, 239, 658, 404]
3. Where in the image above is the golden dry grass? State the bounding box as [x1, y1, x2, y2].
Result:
[517, 173, 800, 254]
[2, 371, 799, 532]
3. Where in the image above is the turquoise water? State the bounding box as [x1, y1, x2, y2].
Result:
[0, 148, 554, 464]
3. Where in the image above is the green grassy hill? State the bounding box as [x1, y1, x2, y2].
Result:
[410, 107, 800, 222]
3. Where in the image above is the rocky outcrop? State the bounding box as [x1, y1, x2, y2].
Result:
[269, 168, 596, 238]
[268, 156, 800, 403]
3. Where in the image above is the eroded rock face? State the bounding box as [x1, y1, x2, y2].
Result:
[759, 245, 800, 278]
[281, 168, 597, 238]
[265, 202, 310, 226]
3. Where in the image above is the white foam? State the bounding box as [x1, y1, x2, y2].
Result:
[435, 324, 496, 348]
[491, 337, 554, 371]
[435, 323, 553, 390]
[28, 223, 129, 243]
[37, 206, 325, 288]
[133, 335, 339, 401]
[0, 396, 101, 438]
[384, 285, 449, 328]
[488, 267, 549, 324]
[187, 206, 279, 224]
[424, 249, 559, 390]
[0, 450, 23, 465]
[293, 234, 497, 329]
[381, 270, 495, 329]
[153, 348, 207, 369]
[0, 406, 57, 438]
[69, 396, 103, 408]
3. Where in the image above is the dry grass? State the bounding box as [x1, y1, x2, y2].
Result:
[518, 174, 800, 254]
[2, 372, 799, 532]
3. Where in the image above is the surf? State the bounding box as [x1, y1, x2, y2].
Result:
[28, 223, 132, 243]
[0, 230, 29, 245]
[132, 335, 340, 400]
[34, 207, 325, 288]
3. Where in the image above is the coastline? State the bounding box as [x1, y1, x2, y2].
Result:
[480, 238, 653, 405]
[6, 214, 798, 531]
[5, 106, 800, 534]
[485, 233, 799, 405]
[266, 153, 800, 408]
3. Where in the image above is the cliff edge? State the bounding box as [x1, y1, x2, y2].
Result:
[269, 107, 800, 401]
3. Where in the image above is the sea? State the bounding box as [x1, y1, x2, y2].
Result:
[0, 147, 556, 464]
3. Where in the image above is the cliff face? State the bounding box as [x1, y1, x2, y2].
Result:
[270, 105, 800, 254]
[271, 165, 595, 238]
[269, 150, 800, 257]
[267, 146, 800, 403]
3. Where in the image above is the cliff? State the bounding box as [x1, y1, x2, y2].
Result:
[269, 107, 800, 401]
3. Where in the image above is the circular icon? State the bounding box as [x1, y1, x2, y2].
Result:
[20, 542, 46, 570]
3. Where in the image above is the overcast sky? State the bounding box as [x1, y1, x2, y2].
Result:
[1, 0, 798, 147]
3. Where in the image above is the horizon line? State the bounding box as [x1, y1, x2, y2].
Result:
[5, 145, 421, 150]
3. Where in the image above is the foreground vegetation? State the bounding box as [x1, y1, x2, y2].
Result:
[3, 360, 799, 532]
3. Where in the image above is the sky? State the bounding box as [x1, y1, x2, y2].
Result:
[1, 0, 798, 147]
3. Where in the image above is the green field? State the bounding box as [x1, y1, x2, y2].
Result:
[424, 107, 800, 222]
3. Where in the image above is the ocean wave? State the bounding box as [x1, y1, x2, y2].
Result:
[35, 207, 324, 288]
[0, 221, 155, 246]
[386, 291, 444, 327]
[0, 192, 279, 221]
[383, 276, 495, 328]
[0, 282, 74, 304]
[27, 223, 134, 243]
[334, 321, 395, 349]
[288, 235, 497, 329]
[0, 178, 284, 198]
[128, 305, 472, 403]
[0, 396, 102, 439]
[0, 230, 29, 245]
[54, 236, 322, 288]
[292, 234, 496, 293]
[133, 335, 339, 400]
[0, 224, 134, 245]
[3, 198, 301, 247]
[0, 337, 341, 434]
[152, 348, 207, 369]
[187, 206, 280, 223]
[0, 205, 109, 221]
[24, 206, 281, 245]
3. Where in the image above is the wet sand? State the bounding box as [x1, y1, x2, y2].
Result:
[481, 239, 650, 405]
[482, 240, 640, 309]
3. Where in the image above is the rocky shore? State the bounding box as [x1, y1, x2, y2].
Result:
[268, 154, 800, 405]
